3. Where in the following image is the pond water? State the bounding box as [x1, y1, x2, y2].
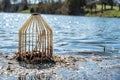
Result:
[0, 13, 120, 80]
[0, 13, 120, 55]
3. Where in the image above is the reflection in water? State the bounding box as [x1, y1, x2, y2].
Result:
[0, 13, 120, 55]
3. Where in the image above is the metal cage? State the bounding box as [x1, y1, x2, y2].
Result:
[18, 14, 53, 62]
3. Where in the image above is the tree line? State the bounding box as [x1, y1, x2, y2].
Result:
[0, 0, 29, 12]
[0, 0, 120, 15]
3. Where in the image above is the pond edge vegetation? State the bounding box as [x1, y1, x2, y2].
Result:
[0, 0, 120, 17]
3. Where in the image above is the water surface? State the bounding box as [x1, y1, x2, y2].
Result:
[0, 13, 120, 55]
[0, 13, 120, 80]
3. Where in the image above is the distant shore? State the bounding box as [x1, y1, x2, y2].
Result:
[18, 4, 120, 18]
[19, 10, 120, 18]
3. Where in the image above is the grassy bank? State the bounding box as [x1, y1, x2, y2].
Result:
[21, 5, 120, 18]
[86, 10, 120, 17]
[86, 5, 120, 18]
[21, 10, 30, 13]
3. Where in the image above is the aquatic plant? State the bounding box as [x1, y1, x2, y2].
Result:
[103, 42, 107, 53]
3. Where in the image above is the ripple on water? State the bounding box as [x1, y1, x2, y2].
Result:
[0, 13, 120, 55]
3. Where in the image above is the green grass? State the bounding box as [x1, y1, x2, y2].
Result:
[97, 5, 119, 11]
[86, 5, 120, 17]
[21, 10, 30, 13]
[86, 10, 120, 17]
[101, 10, 120, 17]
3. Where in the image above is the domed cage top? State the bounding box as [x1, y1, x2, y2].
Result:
[18, 14, 53, 63]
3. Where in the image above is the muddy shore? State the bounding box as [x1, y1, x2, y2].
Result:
[0, 52, 120, 80]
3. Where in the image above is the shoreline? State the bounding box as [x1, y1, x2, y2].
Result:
[0, 12, 120, 18]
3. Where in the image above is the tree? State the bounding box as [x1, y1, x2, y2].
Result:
[119, 4, 120, 11]
[22, 0, 27, 4]
[10, 0, 19, 12]
[13, 0, 17, 4]
[85, 0, 97, 14]
[58, 0, 61, 3]
[37, 2, 45, 13]
[67, 0, 86, 15]
[2, 0, 11, 12]
[21, 0, 28, 10]
[101, 0, 114, 11]
[107, 0, 114, 10]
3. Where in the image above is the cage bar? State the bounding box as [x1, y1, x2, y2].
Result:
[18, 14, 53, 63]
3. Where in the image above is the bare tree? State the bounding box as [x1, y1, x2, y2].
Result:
[100, 0, 107, 13]
[13, 0, 17, 4]
[2, 0, 11, 12]
[21, 0, 28, 10]
[108, 0, 114, 10]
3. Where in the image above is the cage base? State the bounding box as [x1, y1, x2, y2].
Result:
[14, 52, 55, 64]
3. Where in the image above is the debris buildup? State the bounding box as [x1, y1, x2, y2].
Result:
[14, 52, 55, 64]
[0, 52, 120, 80]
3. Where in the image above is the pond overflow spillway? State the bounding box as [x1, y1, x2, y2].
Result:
[17, 13, 53, 64]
